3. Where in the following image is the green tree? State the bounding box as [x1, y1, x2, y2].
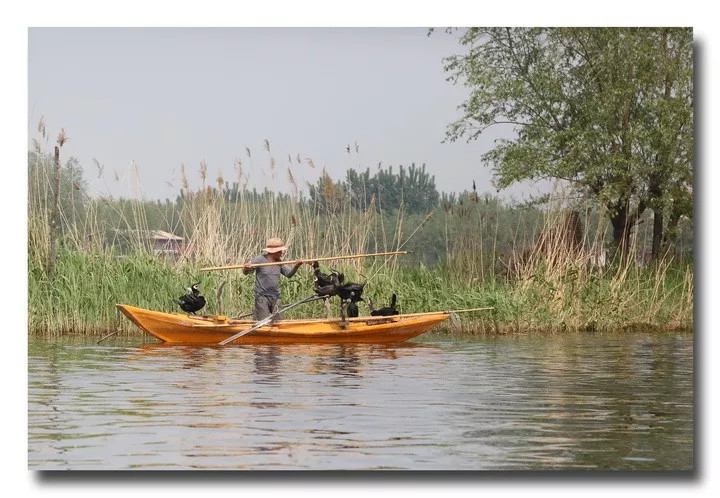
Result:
[442, 27, 693, 258]
[637, 28, 693, 257]
[307, 169, 346, 215]
[309, 164, 440, 215]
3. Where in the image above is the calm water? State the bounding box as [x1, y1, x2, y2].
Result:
[28, 332, 693, 470]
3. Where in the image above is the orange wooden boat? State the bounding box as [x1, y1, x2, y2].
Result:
[116, 304, 450, 345]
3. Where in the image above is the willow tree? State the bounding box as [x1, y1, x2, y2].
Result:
[442, 27, 693, 258]
[639, 28, 694, 258]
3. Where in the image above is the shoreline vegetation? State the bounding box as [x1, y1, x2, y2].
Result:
[28, 136, 693, 338]
[28, 29, 694, 339]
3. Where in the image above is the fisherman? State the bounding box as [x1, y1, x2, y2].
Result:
[242, 237, 304, 320]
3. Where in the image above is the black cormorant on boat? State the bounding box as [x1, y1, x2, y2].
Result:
[312, 262, 342, 297]
[369, 293, 399, 316]
[337, 281, 365, 320]
[174, 283, 206, 314]
[311, 262, 364, 321]
[347, 300, 360, 318]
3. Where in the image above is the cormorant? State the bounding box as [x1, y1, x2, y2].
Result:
[347, 300, 360, 318]
[337, 281, 365, 321]
[175, 283, 206, 314]
[369, 293, 399, 316]
[311, 262, 364, 321]
[312, 261, 341, 297]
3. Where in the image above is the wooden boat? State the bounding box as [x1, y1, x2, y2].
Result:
[116, 304, 450, 345]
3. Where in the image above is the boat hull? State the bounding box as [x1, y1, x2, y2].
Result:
[116, 304, 448, 344]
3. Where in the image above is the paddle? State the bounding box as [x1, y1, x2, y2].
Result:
[218, 294, 326, 345]
[97, 330, 119, 344]
[199, 250, 410, 272]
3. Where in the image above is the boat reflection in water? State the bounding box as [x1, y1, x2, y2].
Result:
[131, 341, 437, 378]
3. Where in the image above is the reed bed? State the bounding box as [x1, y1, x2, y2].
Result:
[27, 248, 693, 337]
[27, 139, 693, 337]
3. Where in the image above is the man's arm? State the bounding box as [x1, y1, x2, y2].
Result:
[242, 256, 264, 275]
[280, 260, 304, 278]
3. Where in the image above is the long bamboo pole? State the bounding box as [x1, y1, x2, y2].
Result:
[279, 306, 495, 322]
[383, 307, 495, 318]
[199, 250, 410, 272]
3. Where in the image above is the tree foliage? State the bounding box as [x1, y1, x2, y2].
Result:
[443, 27, 693, 256]
[308, 163, 439, 215]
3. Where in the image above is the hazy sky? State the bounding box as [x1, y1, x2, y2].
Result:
[28, 27, 549, 202]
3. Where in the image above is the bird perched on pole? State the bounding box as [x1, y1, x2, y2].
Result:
[312, 261, 342, 297]
[336, 281, 365, 319]
[311, 261, 365, 321]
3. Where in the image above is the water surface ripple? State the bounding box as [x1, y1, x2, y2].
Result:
[28, 333, 693, 470]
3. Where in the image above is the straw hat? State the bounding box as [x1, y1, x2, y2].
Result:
[263, 237, 288, 254]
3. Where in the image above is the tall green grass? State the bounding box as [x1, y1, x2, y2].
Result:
[27, 135, 693, 337]
[27, 247, 693, 337]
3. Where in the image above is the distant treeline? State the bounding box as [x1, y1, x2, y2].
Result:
[28, 150, 692, 271]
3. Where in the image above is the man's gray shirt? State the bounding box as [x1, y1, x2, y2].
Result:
[245, 254, 299, 299]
